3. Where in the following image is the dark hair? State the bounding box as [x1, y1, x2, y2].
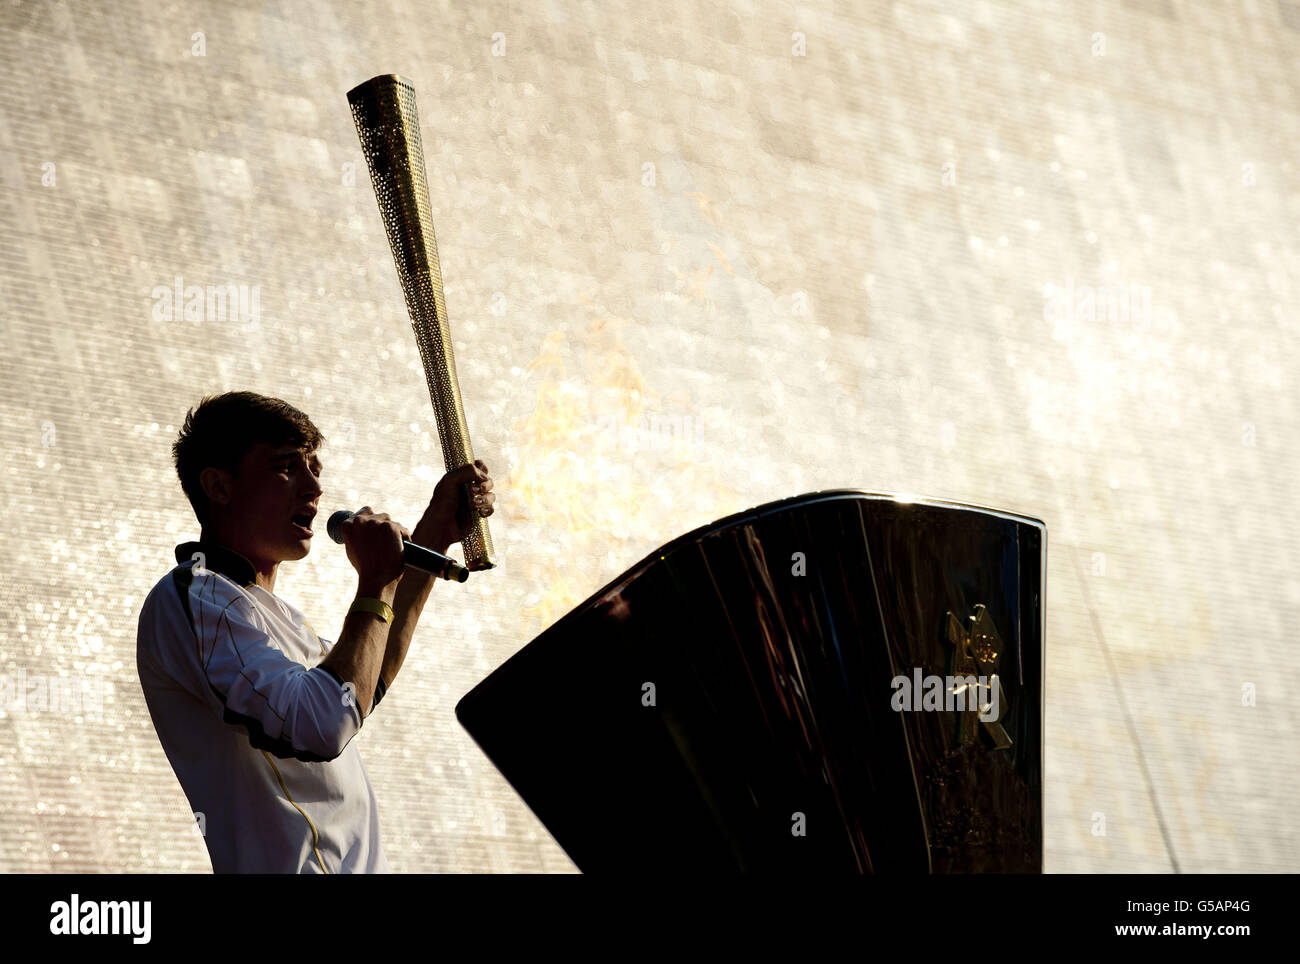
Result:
[172, 391, 324, 527]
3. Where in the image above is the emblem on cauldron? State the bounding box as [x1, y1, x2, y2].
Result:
[945, 604, 1013, 749]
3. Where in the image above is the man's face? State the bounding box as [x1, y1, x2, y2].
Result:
[223, 442, 323, 564]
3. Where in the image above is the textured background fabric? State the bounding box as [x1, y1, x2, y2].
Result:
[0, 0, 1294, 872]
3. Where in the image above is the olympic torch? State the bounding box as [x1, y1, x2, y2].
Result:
[347, 74, 496, 570]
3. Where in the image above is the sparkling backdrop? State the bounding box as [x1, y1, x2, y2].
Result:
[0, 0, 1295, 872]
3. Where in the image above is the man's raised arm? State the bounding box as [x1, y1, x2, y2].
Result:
[319, 507, 410, 717]
[372, 461, 496, 696]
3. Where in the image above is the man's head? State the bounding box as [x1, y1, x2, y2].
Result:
[172, 392, 325, 566]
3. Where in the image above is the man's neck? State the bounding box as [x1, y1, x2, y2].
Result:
[199, 527, 279, 593]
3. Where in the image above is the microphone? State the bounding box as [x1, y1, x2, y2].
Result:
[327, 509, 470, 583]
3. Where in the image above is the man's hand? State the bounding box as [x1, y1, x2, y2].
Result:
[339, 507, 410, 594]
[411, 459, 496, 552]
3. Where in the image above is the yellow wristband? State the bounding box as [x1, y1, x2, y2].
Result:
[350, 597, 395, 624]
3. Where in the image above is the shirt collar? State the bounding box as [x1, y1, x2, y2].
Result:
[174, 540, 258, 588]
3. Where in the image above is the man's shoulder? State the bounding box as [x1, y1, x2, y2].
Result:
[138, 559, 183, 618]
[136, 559, 189, 675]
[138, 552, 260, 630]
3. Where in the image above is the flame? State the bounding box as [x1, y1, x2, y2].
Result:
[501, 190, 750, 630]
[505, 313, 742, 630]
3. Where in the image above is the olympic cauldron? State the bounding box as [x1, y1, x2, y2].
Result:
[456, 491, 1046, 872]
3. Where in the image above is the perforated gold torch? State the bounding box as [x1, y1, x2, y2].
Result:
[348, 74, 496, 570]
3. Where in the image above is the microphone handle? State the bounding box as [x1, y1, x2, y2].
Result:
[328, 508, 469, 583]
[403, 540, 470, 583]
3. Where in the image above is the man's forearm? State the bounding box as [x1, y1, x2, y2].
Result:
[378, 542, 446, 691]
[320, 579, 398, 717]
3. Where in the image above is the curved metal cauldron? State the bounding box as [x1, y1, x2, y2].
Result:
[456, 490, 1046, 872]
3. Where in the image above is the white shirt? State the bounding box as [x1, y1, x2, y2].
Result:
[135, 540, 388, 873]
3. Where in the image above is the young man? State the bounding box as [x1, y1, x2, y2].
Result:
[135, 391, 496, 873]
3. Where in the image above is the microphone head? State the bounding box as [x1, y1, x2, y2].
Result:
[327, 509, 355, 544]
